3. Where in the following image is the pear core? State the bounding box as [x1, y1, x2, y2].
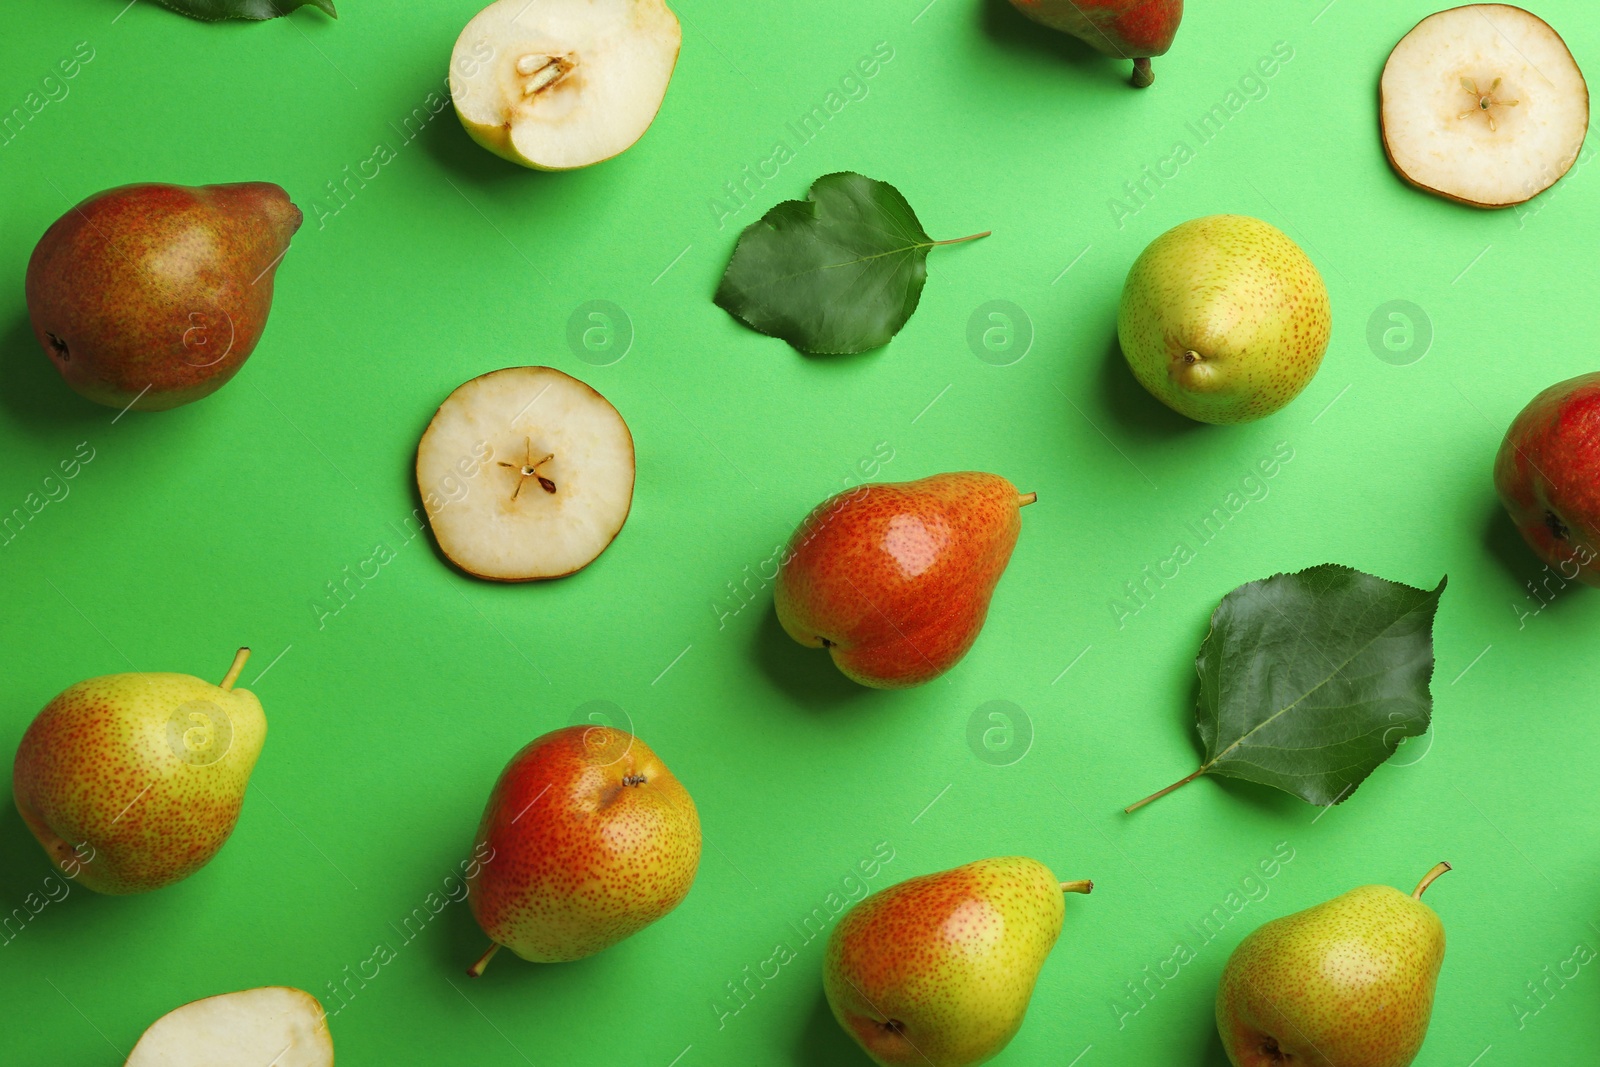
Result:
[1380, 4, 1589, 207]
[415, 366, 635, 582]
[450, 0, 682, 170]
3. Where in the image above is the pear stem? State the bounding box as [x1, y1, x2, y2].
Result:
[1411, 862, 1452, 900]
[1060, 879, 1094, 895]
[1018, 492, 1038, 507]
[930, 231, 991, 246]
[219, 648, 251, 691]
[466, 942, 501, 978]
[1124, 768, 1203, 813]
[1131, 57, 1155, 88]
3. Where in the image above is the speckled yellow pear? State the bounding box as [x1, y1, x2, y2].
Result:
[1118, 215, 1331, 424]
[12, 649, 265, 894]
[1216, 863, 1451, 1067]
[824, 857, 1093, 1067]
[449, 0, 682, 170]
[125, 987, 333, 1067]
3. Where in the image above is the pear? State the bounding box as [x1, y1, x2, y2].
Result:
[1118, 215, 1331, 424]
[1007, 0, 1184, 87]
[774, 473, 1034, 688]
[465, 725, 700, 973]
[450, 0, 682, 170]
[1216, 863, 1451, 1067]
[1495, 372, 1600, 584]
[415, 366, 636, 581]
[824, 857, 1092, 1067]
[1381, 5, 1588, 208]
[125, 987, 333, 1067]
[12, 649, 266, 895]
[26, 182, 302, 411]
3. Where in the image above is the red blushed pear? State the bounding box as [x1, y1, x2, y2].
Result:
[773, 473, 1034, 689]
[26, 182, 302, 412]
[1007, 0, 1184, 87]
[13, 649, 265, 895]
[824, 858, 1093, 1067]
[1495, 372, 1600, 585]
[465, 726, 700, 974]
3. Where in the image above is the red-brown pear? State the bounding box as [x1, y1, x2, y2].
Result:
[1494, 372, 1600, 585]
[26, 182, 302, 411]
[774, 472, 1033, 689]
[1006, 0, 1184, 87]
[465, 726, 700, 973]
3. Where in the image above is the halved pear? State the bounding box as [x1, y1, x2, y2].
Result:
[417, 366, 635, 581]
[125, 987, 333, 1067]
[450, 0, 682, 170]
[1381, 4, 1589, 207]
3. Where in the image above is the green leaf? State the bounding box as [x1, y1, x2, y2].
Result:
[154, 0, 336, 21]
[1127, 565, 1447, 812]
[713, 172, 988, 355]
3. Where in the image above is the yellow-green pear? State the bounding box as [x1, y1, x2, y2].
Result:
[1118, 215, 1331, 424]
[1216, 863, 1451, 1067]
[12, 649, 266, 894]
[824, 857, 1092, 1067]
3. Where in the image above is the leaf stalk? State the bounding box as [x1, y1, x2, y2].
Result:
[1124, 768, 1203, 813]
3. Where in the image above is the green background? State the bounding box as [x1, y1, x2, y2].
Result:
[2, 0, 1597, 1062]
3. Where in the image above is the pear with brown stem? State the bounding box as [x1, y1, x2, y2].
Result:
[1216, 863, 1452, 1067]
[13, 649, 266, 894]
[26, 183, 302, 410]
[464, 726, 700, 974]
[1006, 0, 1185, 87]
[825, 857, 1092, 1066]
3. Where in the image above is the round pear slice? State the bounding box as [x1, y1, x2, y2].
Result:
[450, 0, 682, 170]
[417, 366, 635, 581]
[125, 987, 333, 1067]
[1381, 5, 1589, 207]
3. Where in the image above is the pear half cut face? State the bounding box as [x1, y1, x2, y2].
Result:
[416, 366, 635, 581]
[450, 0, 682, 170]
[1381, 4, 1589, 207]
[124, 987, 333, 1067]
